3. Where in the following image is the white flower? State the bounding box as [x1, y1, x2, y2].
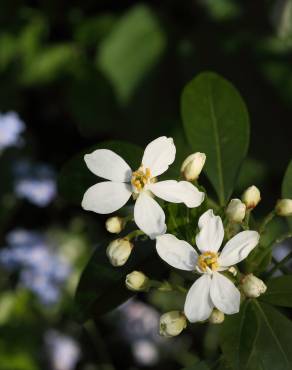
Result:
[156, 210, 260, 323]
[159, 311, 187, 337]
[126, 271, 149, 291]
[82, 137, 205, 239]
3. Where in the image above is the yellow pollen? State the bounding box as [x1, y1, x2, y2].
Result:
[198, 251, 219, 272]
[131, 167, 151, 192]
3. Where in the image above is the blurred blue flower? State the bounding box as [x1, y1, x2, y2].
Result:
[45, 330, 81, 370]
[14, 161, 57, 207]
[0, 111, 25, 151]
[0, 229, 71, 305]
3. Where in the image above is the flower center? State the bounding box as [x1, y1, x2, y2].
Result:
[131, 167, 151, 192]
[198, 251, 219, 272]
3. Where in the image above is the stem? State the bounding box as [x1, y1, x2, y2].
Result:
[207, 197, 220, 211]
[275, 232, 292, 245]
[84, 321, 115, 370]
[149, 280, 187, 294]
[126, 229, 145, 240]
[242, 210, 251, 230]
[267, 251, 292, 278]
[259, 211, 275, 234]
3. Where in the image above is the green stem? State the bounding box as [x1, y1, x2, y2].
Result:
[267, 251, 292, 278]
[207, 197, 220, 212]
[259, 211, 275, 234]
[274, 232, 292, 245]
[85, 321, 115, 370]
[149, 280, 187, 294]
[242, 210, 251, 230]
[126, 229, 145, 240]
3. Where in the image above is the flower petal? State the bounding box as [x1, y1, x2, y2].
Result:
[149, 180, 205, 208]
[142, 137, 176, 177]
[134, 192, 166, 239]
[184, 275, 213, 323]
[196, 209, 224, 253]
[82, 181, 132, 214]
[218, 230, 260, 268]
[210, 272, 240, 314]
[84, 149, 132, 182]
[156, 234, 198, 271]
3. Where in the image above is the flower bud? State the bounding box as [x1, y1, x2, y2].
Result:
[181, 152, 206, 181]
[275, 199, 292, 217]
[208, 309, 225, 324]
[159, 311, 187, 337]
[106, 238, 133, 267]
[241, 274, 267, 298]
[228, 266, 238, 276]
[226, 198, 246, 223]
[241, 185, 261, 209]
[125, 271, 149, 292]
[105, 216, 125, 234]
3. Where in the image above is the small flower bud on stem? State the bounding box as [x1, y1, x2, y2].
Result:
[242, 186, 261, 210]
[241, 274, 267, 298]
[159, 311, 187, 337]
[181, 153, 206, 182]
[275, 199, 292, 217]
[125, 271, 150, 292]
[209, 309, 225, 324]
[106, 238, 133, 267]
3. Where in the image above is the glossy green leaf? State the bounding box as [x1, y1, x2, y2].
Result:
[181, 72, 250, 205]
[251, 301, 292, 370]
[220, 300, 259, 370]
[74, 238, 166, 323]
[260, 275, 292, 307]
[97, 4, 166, 103]
[58, 141, 143, 205]
[282, 159, 292, 229]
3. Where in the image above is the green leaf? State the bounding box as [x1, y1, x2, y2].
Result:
[260, 275, 292, 307]
[58, 140, 143, 205]
[182, 361, 210, 370]
[74, 238, 166, 323]
[251, 301, 292, 370]
[181, 72, 250, 205]
[282, 159, 292, 229]
[97, 4, 166, 104]
[220, 300, 259, 370]
[221, 300, 292, 370]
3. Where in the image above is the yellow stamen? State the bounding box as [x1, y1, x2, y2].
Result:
[131, 166, 151, 192]
[198, 251, 219, 272]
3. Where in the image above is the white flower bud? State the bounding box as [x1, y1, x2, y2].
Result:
[181, 152, 206, 181]
[105, 216, 125, 234]
[275, 199, 292, 217]
[241, 274, 267, 298]
[208, 309, 225, 324]
[106, 238, 133, 267]
[159, 311, 187, 337]
[226, 198, 246, 223]
[241, 186, 261, 209]
[228, 266, 238, 276]
[125, 271, 149, 292]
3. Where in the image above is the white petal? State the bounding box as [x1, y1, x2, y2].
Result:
[218, 231, 260, 268]
[156, 234, 198, 271]
[210, 272, 240, 314]
[82, 181, 132, 214]
[196, 209, 224, 253]
[142, 137, 176, 177]
[184, 275, 213, 323]
[84, 149, 132, 182]
[149, 180, 205, 208]
[134, 192, 166, 239]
